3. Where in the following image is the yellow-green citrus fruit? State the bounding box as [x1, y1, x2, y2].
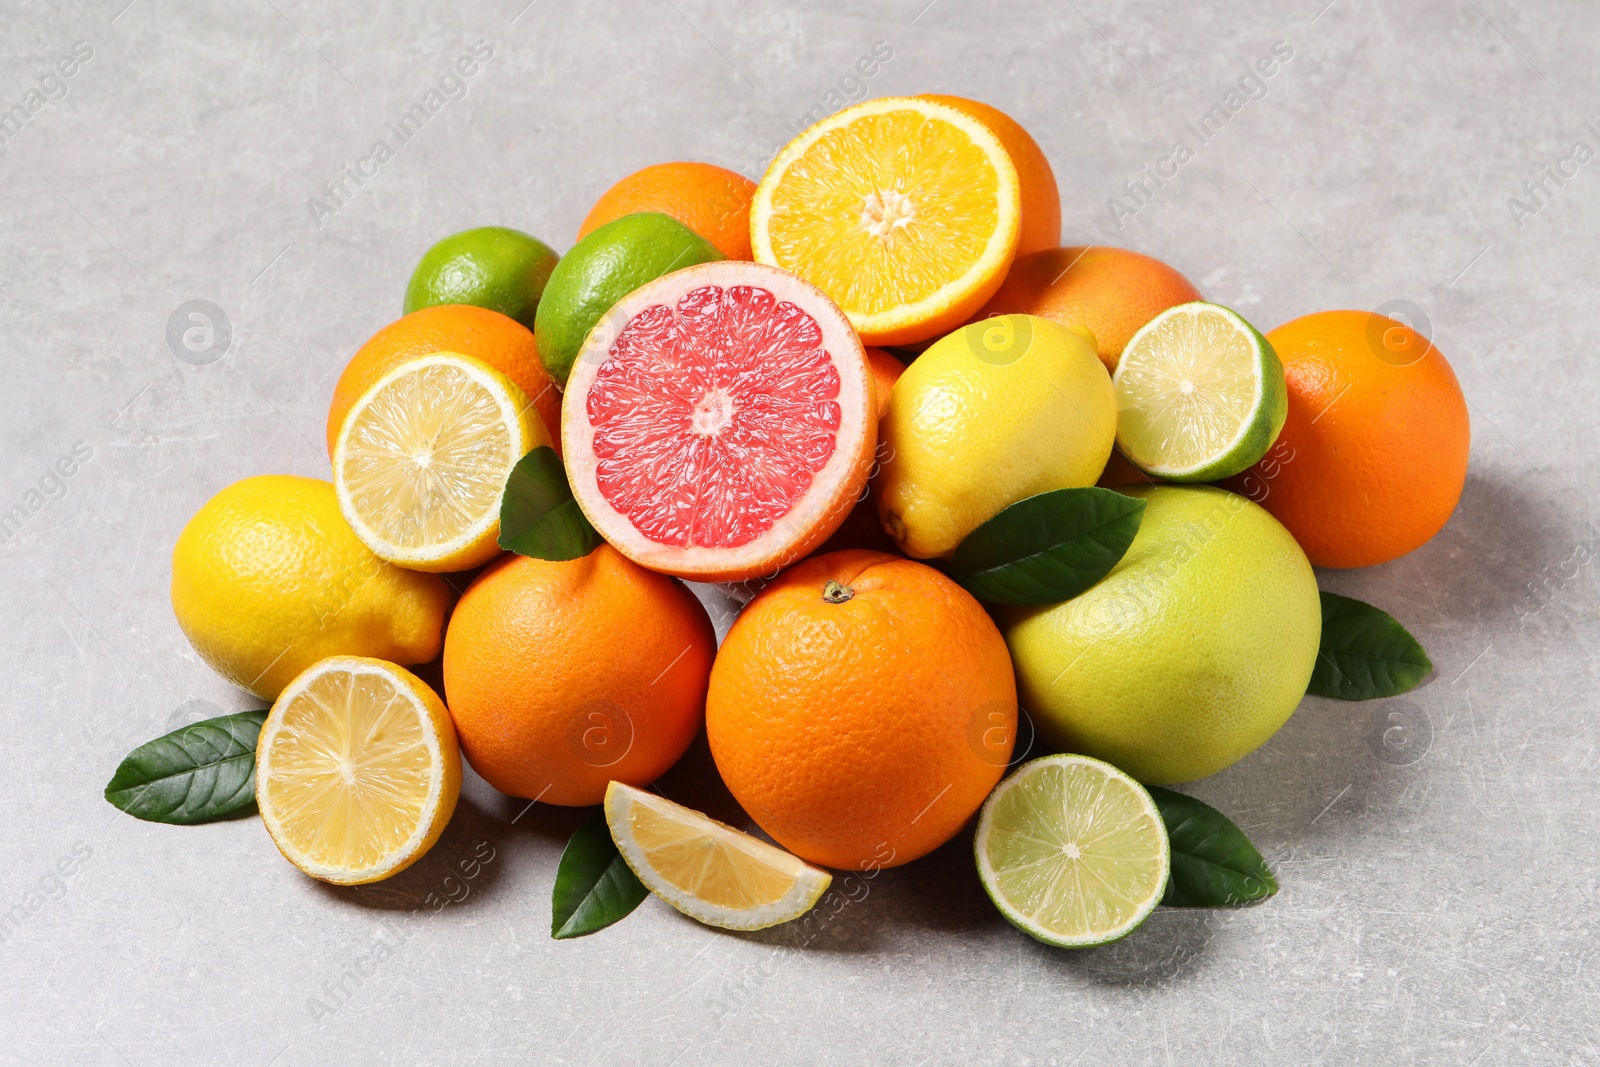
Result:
[1003, 485, 1320, 784]
[876, 313, 1115, 559]
[171, 475, 452, 700]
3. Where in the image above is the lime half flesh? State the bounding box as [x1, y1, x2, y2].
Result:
[1112, 301, 1285, 481]
[975, 754, 1169, 948]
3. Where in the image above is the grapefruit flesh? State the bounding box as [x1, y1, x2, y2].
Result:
[563, 261, 875, 581]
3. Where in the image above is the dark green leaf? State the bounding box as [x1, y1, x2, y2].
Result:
[1309, 591, 1433, 700]
[499, 446, 601, 561]
[104, 711, 268, 824]
[551, 810, 648, 939]
[947, 488, 1146, 605]
[1147, 785, 1277, 907]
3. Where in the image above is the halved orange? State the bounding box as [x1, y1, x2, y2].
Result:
[750, 96, 1022, 347]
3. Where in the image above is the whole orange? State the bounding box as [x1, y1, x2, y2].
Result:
[922, 95, 1060, 256]
[578, 162, 757, 261]
[706, 550, 1016, 870]
[976, 245, 1202, 371]
[1226, 310, 1470, 569]
[325, 304, 561, 457]
[442, 546, 715, 806]
[864, 345, 904, 419]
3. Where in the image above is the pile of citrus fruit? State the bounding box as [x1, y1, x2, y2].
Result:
[118, 94, 1466, 949]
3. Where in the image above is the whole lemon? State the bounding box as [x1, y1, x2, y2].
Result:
[171, 475, 452, 700]
[876, 313, 1115, 559]
[1004, 485, 1320, 784]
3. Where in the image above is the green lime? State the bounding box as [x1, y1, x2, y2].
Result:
[1003, 485, 1320, 784]
[534, 212, 723, 385]
[403, 226, 560, 330]
[1112, 301, 1286, 481]
[976, 754, 1169, 948]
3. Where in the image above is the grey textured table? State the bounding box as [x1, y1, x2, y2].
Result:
[3, 1, 1597, 1064]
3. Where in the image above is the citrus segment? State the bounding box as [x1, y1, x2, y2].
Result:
[751, 96, 1020, 346]
[1113, 302, 1286, 481]
[976, 754, 1168, 948]
[334, 352, 545, 572]
[256, 656, 461, 885]
[563, 261, 873, 581]
[605, 782, 831, 930]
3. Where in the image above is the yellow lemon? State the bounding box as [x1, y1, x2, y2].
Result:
[334, 352, 545, 572]
[170, 475, 451, 700]
[258, 656, 461, 884]
[876, 314, 1116, 559]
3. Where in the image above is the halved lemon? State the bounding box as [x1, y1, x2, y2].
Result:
[256, 656, 461, 885]
[975, 754, 1169, 948]
[750, 95, 1021, 347]
[333, 351, 545, 572]
[604, 781, 831, 931]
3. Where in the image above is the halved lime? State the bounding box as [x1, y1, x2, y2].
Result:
[1112, 301, 1286, 481]
[975, 754, 1169, 948]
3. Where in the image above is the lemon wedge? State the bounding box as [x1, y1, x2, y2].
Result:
[256, 656, 461, 885]
[333, 351, 545, 572]
[604, 782, 831, 930]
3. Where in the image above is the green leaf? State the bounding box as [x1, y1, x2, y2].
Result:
[1308, 591, 1433, 700]
[946, 488, 1146, 605]
[551, 809, 648, 939]
[1147, 785, 1278, 908]
[499, 445, 601, 561]
[104, 710, 268, 824]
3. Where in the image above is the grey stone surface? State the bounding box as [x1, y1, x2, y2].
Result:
[2, 0, 1597, 1063]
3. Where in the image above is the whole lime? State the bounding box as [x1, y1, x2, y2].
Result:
[1003, 485, 1320, 784]
[876, 313, 1115, 559]
[403, 226, 559, 330]
[534, 212, 723, 385]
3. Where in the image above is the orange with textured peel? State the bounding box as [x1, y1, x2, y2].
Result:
[706, 550, 1017, 870]
[578, 161, 757, 261]
[1226, 310, 1470, 568]
[442, 546, 715, 806]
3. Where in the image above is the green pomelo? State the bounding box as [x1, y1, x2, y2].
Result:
[1003, 485, 1320, 784]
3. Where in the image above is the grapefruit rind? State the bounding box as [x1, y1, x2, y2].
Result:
[561, 261, 875, 582]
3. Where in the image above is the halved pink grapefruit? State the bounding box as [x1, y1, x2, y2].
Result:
[562, 261, 876, 582]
